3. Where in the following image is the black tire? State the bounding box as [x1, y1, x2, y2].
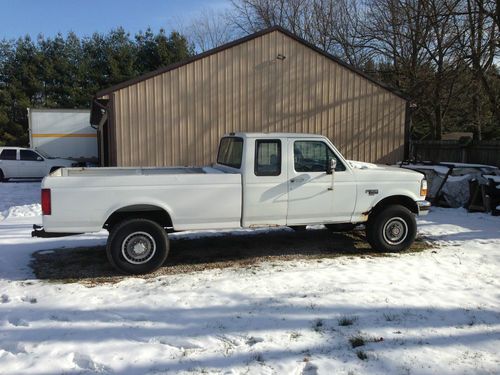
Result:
[0, 169, 4, 182]
[366, 205, 416, 252]
[325, 223, 356, 232]
[106, 218, 169, 274]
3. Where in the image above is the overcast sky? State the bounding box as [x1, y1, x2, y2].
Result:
[0, 0, 230, 40]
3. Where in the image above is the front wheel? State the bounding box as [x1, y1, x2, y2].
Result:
[106, 218, 169, 274]
[366, 205, 416, 252]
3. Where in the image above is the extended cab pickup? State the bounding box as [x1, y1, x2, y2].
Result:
[33, 133, 430, 274]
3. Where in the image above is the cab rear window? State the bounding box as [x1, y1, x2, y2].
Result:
[0, 149, 16, 160]
[217, 137, 243, 169]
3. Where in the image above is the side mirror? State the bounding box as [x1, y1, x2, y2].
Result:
[327, 158, 337, 174]
[37, 156, 43, 161]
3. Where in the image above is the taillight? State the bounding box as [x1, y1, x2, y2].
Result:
[41, 189, 51, 215]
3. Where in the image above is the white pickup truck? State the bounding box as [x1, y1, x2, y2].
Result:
[33, 133, 430, 274]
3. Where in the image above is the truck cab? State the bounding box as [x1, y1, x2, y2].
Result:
[216, 133, 358, 227]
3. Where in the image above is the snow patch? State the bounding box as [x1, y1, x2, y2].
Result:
[1, 182, 500, 374]
[0, 203, 41, 221]
[71, 352, 110, 373]
[0, 182, 41, 221]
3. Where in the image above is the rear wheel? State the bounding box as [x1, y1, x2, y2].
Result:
[0, 169, 7, 182]
[106, 218, 169, 274]
[366, 205, 416, 252]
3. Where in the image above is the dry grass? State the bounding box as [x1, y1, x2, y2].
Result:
[30, 228, 432, 286]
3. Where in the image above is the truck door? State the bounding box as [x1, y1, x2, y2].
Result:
[286, 139, 357, 225]
[19, 150, 45, 178]
[241, 138, 288, 227]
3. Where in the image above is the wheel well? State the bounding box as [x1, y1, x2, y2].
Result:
[104, 205, 173, 231]
[369, 195, 418, 217]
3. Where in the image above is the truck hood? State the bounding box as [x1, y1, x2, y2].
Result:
[348, 160, 424, 180]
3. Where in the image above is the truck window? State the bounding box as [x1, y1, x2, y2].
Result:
[0, 149, 16, 160]
[255, 140, 281, 176]
[294, 141, 346, 172]
[20, 150, 42, 161]
[217, 137, 243, 169]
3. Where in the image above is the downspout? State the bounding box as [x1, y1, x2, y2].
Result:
[91, 96, 110, 167]
[404, 101, 415, 161]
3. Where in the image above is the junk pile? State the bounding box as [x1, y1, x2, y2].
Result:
[398, 162, 500, 215]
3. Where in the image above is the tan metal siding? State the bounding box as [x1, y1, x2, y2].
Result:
[112, 30, 406, 167]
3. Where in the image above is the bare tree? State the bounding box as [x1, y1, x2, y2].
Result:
[364, 0, 431, 82]
[230, 0, 372, 66]
[230, 0, 309, 34]
[421, 0, 463, 139]
[306, 0, 373, 66]
[362, 0, 438, 139]
[185, 8, 236, 52]
[458, 0, 499, 139]
[474, 0, 500, 42]
[225, 0, 499, 139]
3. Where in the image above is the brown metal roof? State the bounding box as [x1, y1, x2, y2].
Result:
[94, 26, 407, 100]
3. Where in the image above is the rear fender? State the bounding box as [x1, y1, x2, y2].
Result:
[103, 199, 176, 229]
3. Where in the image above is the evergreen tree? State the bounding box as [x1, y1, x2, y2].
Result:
[0, 27, 193, 146]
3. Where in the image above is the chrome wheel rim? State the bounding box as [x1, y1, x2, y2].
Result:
[121, 231, 156, 264]
[382, 217, 408, 245]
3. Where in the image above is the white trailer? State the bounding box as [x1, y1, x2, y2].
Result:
[28, 108, 97, 163]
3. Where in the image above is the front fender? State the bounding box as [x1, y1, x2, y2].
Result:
[352, 184, 422, 222]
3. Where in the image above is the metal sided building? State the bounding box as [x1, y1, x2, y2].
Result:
[90, 26, 408, 167]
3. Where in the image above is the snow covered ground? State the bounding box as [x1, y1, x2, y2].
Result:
[0, 182, 499, 374]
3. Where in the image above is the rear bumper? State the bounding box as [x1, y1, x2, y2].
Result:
[416, 200, 431, 215]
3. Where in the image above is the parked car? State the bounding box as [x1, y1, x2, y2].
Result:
[0, 147, 76, 181]
[33, 133, 430, 274]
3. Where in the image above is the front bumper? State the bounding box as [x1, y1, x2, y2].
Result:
[416, 200, 431, 215]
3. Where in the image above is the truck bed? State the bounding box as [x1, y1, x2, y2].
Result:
[53, 166, 225, 177]
[42, 166, 242, 233]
